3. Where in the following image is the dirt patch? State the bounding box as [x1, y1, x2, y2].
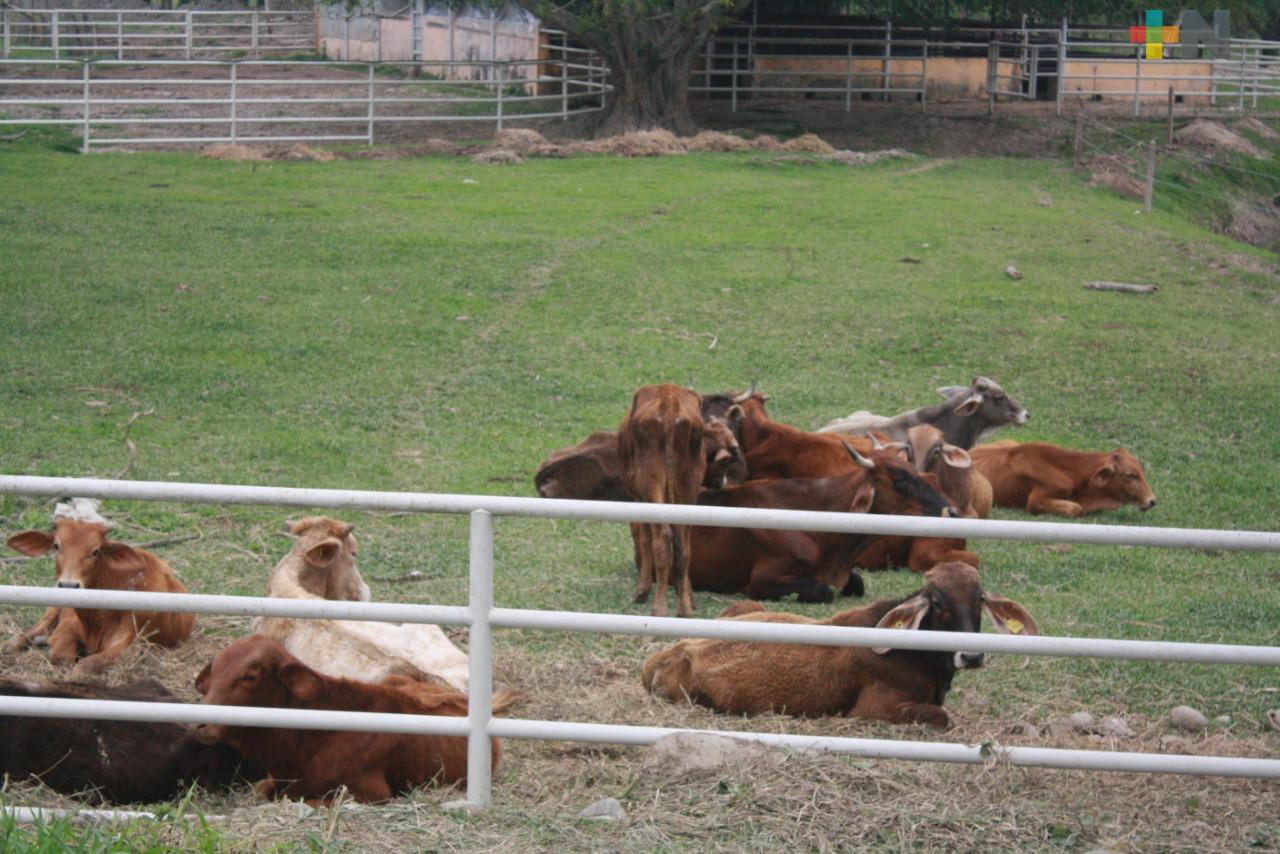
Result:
[684, 131, 755, 152]
[353, 138, 465, 159]
[831, 147, 914, 166]
[1175, 120, 1268, 160]
[280, 143, 336, 162]
[199, 143, 269, 162]
[1226, 197, 1280, 251]
[1234, 117, 1280, 142]
[1088, 154, 1145, 199]
[471, 148, 525, 165]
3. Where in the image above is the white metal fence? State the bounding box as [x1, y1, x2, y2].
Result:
[0, 7, 314, 60]
[0, 56, 608, 149]
[0, 473, 1279, 814]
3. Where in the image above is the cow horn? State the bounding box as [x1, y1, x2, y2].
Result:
[841, 440, 875, 470]
[731, 380, 756, 404]
[868, 434, 885, 450]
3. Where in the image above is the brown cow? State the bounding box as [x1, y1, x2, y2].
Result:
[732, 394, 978, 571]
[5, 520, 195, 676]
[971, 441, 1157, 517]
[193, 635, 524, 805]
[642, 562, 1038, 728]
[689, 443, 958, 602]
[0, 677, 261, 804]
[905, 425, 991, 519]
[617, 384, 715, 617]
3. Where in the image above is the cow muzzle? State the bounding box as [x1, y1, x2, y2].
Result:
[1015, 410, 1029, 425]
[190, 723, 228, 745]
[55, 581, 81, 589]
[1140, 497, 1157, 511]
[955, 651, 985, 669]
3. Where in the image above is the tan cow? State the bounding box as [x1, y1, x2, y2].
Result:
[253, 517, 469, 690]
[971, 441, 1156, 517]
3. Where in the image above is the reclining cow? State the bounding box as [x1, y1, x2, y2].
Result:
[642, 562, 1038, 728]
[253, 517, 470, 690]
[970, 441, 1156, 517]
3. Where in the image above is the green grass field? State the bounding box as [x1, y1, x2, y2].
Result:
[0, 127, 1278, 851]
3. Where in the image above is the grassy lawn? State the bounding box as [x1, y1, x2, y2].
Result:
[0, 129, 1278, 850]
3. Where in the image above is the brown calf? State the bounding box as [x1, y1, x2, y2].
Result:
[689, 444, 957, 602]
[617, 384, 712, 617]
[193, 635, 523, 804]
[971, 441, 1157, 518]
[642, 562, 1038, 728]
[0, 677, 260, 804]
[905, 425, 990, 519]
[5, 520, 195, 676]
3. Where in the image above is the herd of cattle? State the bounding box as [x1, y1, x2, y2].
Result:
[0, 377, 1158, 806]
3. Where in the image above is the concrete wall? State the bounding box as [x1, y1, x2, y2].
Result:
[319, 11, 540, 79]
[1062, 59, 1213, 103]
[739, 56, 1016, 101]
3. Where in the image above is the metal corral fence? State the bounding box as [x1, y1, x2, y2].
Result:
[0, 475, 1278, 814]
[0, 56, 608, 149]
[0, 7, 315, 60]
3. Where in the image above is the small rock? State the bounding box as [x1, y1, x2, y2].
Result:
[440, 799, 477, 814]
[1069, 711, 1096, 732]
[1170, 705, 1208, 732]
[1005, 264, 1023, 280]
[1003, 721, 1039, 736]
[1159, 735, 1188, 751]
[1044, 719, 1075, 738]
[1265, 708, 1280, 732]
[1099, 716, 1136, 739]
[577, 797, 628, 825]
[1214, 714, 1231, 724]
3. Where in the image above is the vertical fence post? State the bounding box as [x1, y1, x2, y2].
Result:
[1166, 85, 1174, 145]
[2, 7, 10, 59]
[705, 35, 713, 92]
[52, 10, 60, 59]
[81, 61, 90, 153]
[882, 20, 891, 101]
[1133, 44, 1142, 117]
[1073, 111, 1083, 167]
[560, 58, 568, 118]
[1237, 48, 1246, 110]
[251, 11, 259, 58]
[1056, 17, 1066, 116]
[116, 11, 123, 60]
[731, 37, 737, 112]
[987, 41, 996, 115]
[920, 41, 927, 113]
[465, 509, 494, 810]
[495, 63, 504, 131]
[1143, 139, 1155, 213]
[366, 63, 374, 146]
[1250, 45, 1258, 109]
[845, 39, 852, 112]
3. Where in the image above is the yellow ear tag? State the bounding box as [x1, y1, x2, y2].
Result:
[1005, 618, 1024, 635]
[894, 620, 907, 629]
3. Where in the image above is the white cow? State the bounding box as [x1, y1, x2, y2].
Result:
[252, 517, 469, 691]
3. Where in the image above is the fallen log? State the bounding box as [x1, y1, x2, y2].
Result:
[1084, 281, 1159, 295]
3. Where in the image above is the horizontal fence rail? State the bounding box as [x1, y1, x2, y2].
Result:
[0, 473, 1278, 815]
[0, 57, 608, 148]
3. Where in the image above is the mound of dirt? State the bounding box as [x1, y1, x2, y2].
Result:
[528, 143, 569, 158]
[580, 130, 688, 157]
[1233, 117, 1280, 142]
[749, 135, 785, 151]
[1175, 120, 1267, 160]
[280, 143, 336, 162]
[1087, 154, 1145, 199]
[472, 148, 524, 164]
[685, 131, 754, 152]
[200, 143, 268, 161]
[1226, 197, 1280, 251]
[492, 128, 550, 154]
[780, 133, 837, 155]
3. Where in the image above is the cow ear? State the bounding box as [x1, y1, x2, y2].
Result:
[725, 405, 744, 424]
[1093, 463, 1116, 484]
[983, 596, 1039, 636]
[936, 386, 966, 400]
[281, 661, 325, 702]
[102, 542, 146, 572]
[7, 531, 54, 556]
[871, 595, 930, 654]
[940, 445, 972, 469]
[337, 523, 355, 540]
[194, 663, 213, 696]
[953, 393, 983, 417]
[849, 482, 875, 514]
[304, 537, 343, 568]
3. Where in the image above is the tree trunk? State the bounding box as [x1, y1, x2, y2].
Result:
[593, 44, 699, 136]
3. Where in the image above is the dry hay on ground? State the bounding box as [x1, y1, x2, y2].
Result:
[573, 129, 689, 157]
[831, 147, 914, 166]
[748, 134, 785, 151]
[780, 132, 837, 155]
[279, 143, 336, 162]
[492, 128, 551, 154]
[685, 131, 755, 152]
[199, 143, 338, 163]
[1226, 197, 1280, 251]
[1233, 116, 1280, 142]
[199, 143, 268, 162]
[1175, 120, 1267, 160]
[1087, 154, 1145, 199]
[471, 148, 525, 165]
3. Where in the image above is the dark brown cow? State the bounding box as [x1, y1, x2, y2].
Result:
[689, 444, 957, 602]
[193, 635, 524, 805]
[0, 678, 260, 803]
[617, 384, 713, 617]
[731, 394, 979, 571]
[971, 441, 1157, 517]
[5, 520, 195, 675]
[642, 562, 1038, 728]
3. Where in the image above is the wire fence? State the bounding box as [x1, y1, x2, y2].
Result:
[0, 473, 1278, 816]
[0, 56, 608, 149]
[0, 7, 314, 60]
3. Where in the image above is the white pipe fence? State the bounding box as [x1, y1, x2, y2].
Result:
[0, 57, 609, 149]
[0, 473, 1278, 812]
[0, 7, 314, 60]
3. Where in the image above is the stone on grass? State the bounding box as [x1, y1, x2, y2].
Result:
[1068, 711, 1096, 732]
[1170, 705, 1208, 732]
[640, 732, 779, 779]
[1266, 708, 1280, 732]
[1099, 716, 1136, 739]
[577, 797, 628, 825]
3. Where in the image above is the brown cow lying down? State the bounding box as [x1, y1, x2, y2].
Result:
[5, 519, 195, 676]
[194, 635, 525, 804]
[970, 441, 1157, 518]
[642, 562, 1038, 729]
[0, 677, 260, 804]
[689, 443, 957, 603]
[253, 517, 470, 691]
[905, 425, 992, 519]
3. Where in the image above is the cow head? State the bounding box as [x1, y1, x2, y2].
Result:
[282, 517, 368, 601]
[906, 425, 973, 508]
[938, 376, 1028, 432]
[870, 562, 1038, 669]
[193, 635, 326, 744]
[702, 414, 748, 489]
[1090, 449, 1157, 511]
[6, 519, 145, 590]
[842, 441, 958, 520]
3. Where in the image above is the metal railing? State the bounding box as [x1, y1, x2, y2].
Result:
[0, 7, 315, 60]
[0, 57, 609, 149]
[0, 473, 1278, 815]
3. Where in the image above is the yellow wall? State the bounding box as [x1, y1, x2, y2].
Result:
[1063, 60, 1212, 104]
